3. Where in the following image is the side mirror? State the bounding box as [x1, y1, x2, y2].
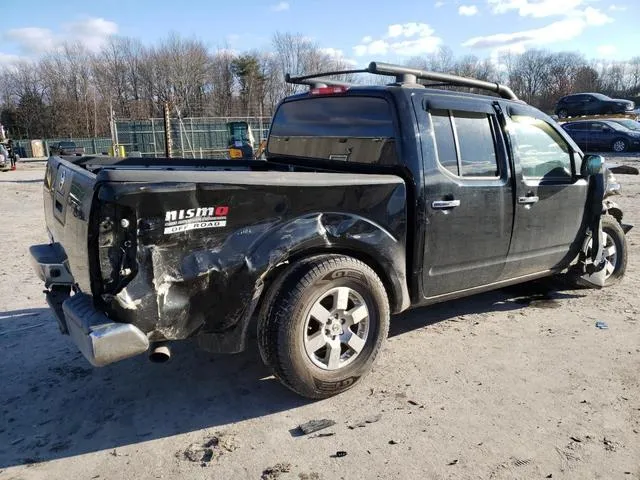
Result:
[582, 154, 604, 177]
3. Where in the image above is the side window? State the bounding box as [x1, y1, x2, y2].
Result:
[452, 111, 498, 177]
[430, 108, 499, 178]
[509, 115, 573, 180]
[430, 109, 458, 175]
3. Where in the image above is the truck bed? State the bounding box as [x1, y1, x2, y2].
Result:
[43, 155, 409, 353]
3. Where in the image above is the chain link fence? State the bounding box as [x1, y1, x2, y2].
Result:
[12, 137, 112, 158]
[11, 116, 272, 159]
[115, 116, 272, 158]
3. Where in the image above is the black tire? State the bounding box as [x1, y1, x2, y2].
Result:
[557, 109, 568, 119]
[611, 138, 628, 153]
[258, 254, 390, 399]
[601, 215, 627, 286]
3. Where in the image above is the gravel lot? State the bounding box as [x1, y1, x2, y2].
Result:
[1, 158, 639, 480]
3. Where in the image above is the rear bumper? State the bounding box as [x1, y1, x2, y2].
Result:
[29, 243, 75, 287]
[30, 243, 149, 366]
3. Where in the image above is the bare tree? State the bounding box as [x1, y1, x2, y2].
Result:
[271, 32, 352, 97]
[3, 30, 640, 140]
[208, 49, 236, 116]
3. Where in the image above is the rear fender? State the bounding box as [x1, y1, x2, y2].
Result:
[191, 212, 409, 354]
[248, 212, 410, 313]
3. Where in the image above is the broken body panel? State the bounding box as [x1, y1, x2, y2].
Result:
[41, 156, 409, 354]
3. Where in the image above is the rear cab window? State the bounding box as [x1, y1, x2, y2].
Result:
[267, 95, 398, 165]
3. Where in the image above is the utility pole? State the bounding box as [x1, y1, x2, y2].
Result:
[109, 99, 117, 148]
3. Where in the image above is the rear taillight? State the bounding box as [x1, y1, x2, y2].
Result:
[310, 86, 349, 95]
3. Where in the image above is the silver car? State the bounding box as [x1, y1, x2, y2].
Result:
[0, 144, 10, 171]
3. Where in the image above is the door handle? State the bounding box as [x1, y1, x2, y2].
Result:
[518, 196, 539, 204]
[432, 199, 461, 209]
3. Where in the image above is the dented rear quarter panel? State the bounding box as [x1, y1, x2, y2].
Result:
[95, 170, 408, 353]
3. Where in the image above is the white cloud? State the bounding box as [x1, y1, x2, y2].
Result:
[319, 47, 358, 66]
[270, 1, 290, 11]
[581, 6, 613, 25]
[459, 5, 479, 16]
[0, 52, 23, 69]
[65, 17, 118, 51]
[4, 17, 118, 56]
[463, 16, 600, 49]
[597, 44, 617, 56]
[609, 4, 627, 11]
[435, 1, 445, 6]
[353, 22, 442, 57]
[488, 0, 584, 17]
[5, 27, 57, 55]
[464, 2, 612, 53]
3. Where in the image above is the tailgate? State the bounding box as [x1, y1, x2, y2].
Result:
[44, 157, 97, 291]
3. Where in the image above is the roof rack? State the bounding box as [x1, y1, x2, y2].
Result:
[285, 61, 519, 101]
[284, 70, 366, 88]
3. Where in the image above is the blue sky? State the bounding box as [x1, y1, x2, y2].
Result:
[1, 0, 637, 67]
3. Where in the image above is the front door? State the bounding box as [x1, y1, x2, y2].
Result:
[414, 95, 514, 299]
[502, 107, 590, 277]
[586, 122, 610, 151]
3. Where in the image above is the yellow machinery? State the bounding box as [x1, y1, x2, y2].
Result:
[227, 121, 256, 159]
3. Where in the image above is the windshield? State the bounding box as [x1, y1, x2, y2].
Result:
[592, 93, 610, 100]
[612, 119, 640, 131]
[59, 141, 76, 147]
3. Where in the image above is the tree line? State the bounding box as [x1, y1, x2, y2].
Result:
[1, 32, 639, 139]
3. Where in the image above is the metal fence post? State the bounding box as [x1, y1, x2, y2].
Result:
[163, 102, 172, 158]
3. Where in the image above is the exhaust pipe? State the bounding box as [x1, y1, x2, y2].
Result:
[149, 342, 171, 363]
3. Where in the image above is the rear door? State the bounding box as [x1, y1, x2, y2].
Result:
[414, 95, 514, 298]
[562, 123, 588, 150]
[501, 105, 589, 277]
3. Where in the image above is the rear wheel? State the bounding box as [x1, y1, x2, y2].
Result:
[612, 138, 628, 153]
[258, 255, 390, 399]
[557, 108, 568, 119]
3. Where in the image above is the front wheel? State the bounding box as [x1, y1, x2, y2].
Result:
[584, 215, 628, 286]
[557, 108, 568, 119]
[612, 138, 628, 153]
[258, 255, 390, 399]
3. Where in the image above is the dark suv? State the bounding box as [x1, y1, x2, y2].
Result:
[555, 93, 635, 119]
[561, 119, 640, 152]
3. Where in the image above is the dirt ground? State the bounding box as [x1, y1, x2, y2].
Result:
[1, 159, 639, 480]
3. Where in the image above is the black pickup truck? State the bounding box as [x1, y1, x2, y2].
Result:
[30, 62, 631, 399]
